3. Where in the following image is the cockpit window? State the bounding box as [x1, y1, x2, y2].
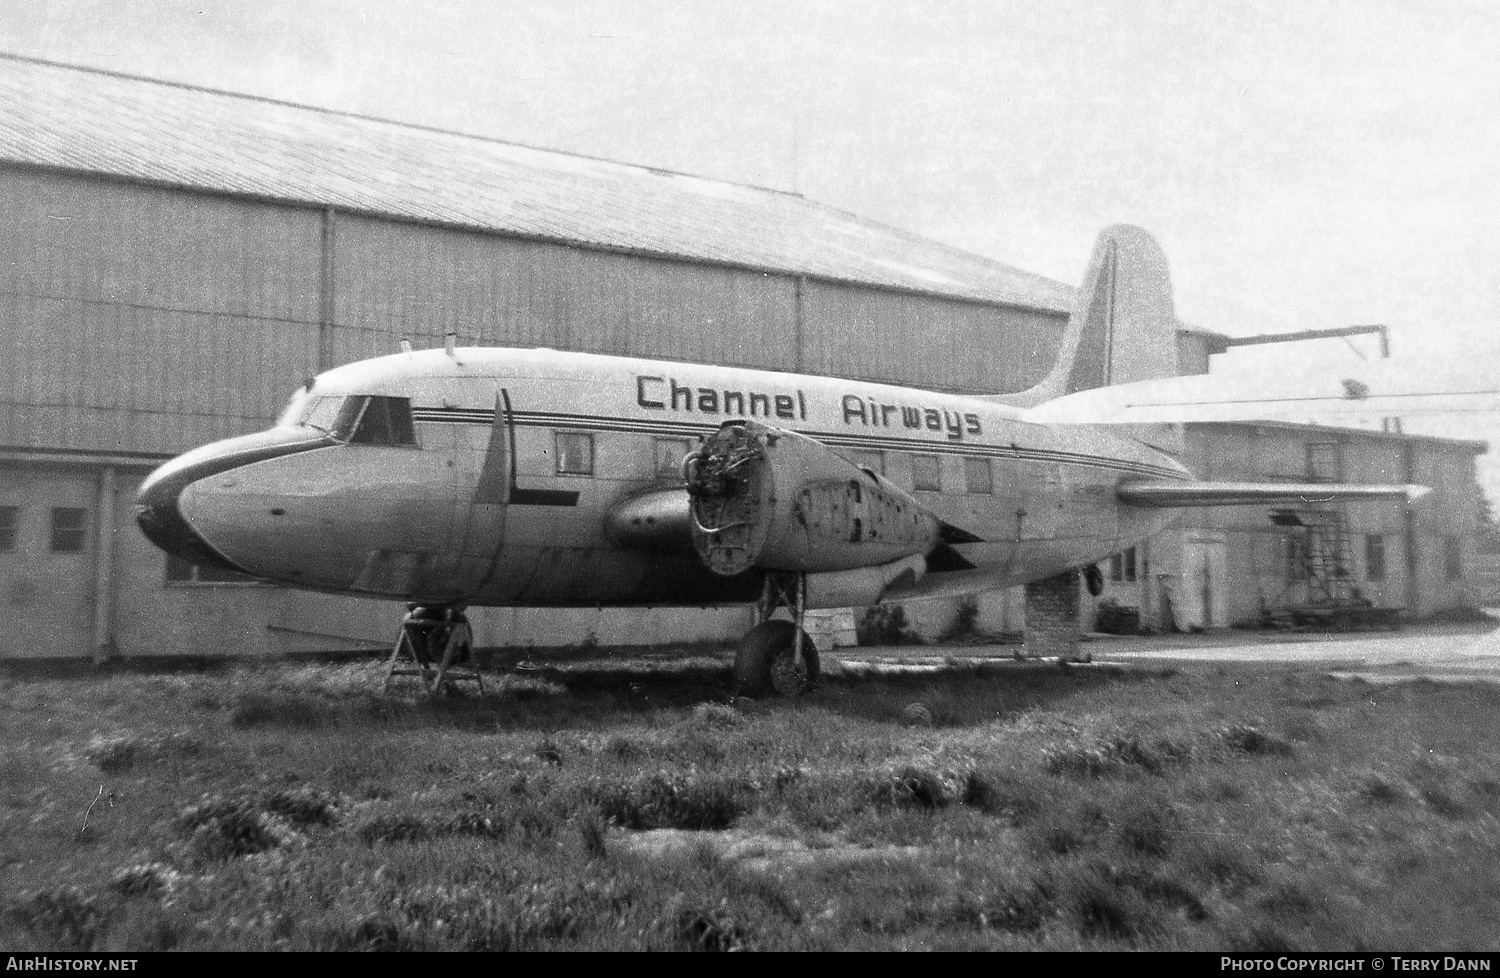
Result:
[349, 396, 418, 446]
[277, 393, 416, 446]
[302, 396, 356, 437]
[276, 387, 313, 428]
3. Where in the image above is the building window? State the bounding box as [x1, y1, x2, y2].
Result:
[654, 438, 691, 478]
[964, 457, 993, 494]
[848, 450, 885, 476]
[911, 454, 941, 491]
[0, 506, 16, 551]
[1286, 533, 1309, 581]
[1445, 536, 1463, 580]
[165, 555, 258, 585]
[1365, 534, 1387, 582]
[50, 507, 87, 553]
[1307, 443, 1341, 483]
[555, 431, 594, 475]
[1109, 547, 1138, 582]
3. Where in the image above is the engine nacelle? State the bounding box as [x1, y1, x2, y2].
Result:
[685, 420, 942, 576]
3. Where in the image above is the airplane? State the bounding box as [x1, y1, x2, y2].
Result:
[133, 226, 1428, 696]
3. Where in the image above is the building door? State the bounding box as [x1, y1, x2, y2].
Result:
[1179, 532, 1229, 630]
[1, 466, 98, 657]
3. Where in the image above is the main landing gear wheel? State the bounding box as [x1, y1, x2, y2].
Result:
[1084, 564, 1105, 597]
[734, 619, 820, 698]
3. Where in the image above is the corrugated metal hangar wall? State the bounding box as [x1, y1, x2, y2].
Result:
[0, 167, 1066, 457]
[0, 164, 1071, 659]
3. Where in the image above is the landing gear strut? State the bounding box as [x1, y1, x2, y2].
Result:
[734, 572, 819, 697]
[383, 604, 484, 695]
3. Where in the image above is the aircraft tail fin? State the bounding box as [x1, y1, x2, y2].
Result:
[1001, 225, 1180, 409]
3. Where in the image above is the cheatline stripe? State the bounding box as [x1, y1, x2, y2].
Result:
[410, 408, 1187, 480]
[414, 409, 716, 438]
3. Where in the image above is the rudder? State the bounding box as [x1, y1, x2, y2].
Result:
[1004, 225, 1180, 408]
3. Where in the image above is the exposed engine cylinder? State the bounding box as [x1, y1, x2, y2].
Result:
[684, 420, 941, 576]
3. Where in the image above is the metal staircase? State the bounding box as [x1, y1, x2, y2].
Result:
[1265, 507, 1399, 629]
[1300, 509, 1354, 605]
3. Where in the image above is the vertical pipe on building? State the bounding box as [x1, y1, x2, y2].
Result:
[1139, 538, 1156, 631]
[1402, 442, 1420, 617]
[794, 275, 806, 373]
[1378, 325, 1402, 434]
[318, 207, 337, 372]
[91, 466, 117, 662]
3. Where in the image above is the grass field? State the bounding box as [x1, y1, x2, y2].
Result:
[3, 647, 1500, 951]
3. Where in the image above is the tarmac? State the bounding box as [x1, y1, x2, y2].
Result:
[831, 613, 1500, 685]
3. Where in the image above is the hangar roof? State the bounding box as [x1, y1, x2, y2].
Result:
[0, 53, 1076, 313]
[1188, 420, 1487, 453]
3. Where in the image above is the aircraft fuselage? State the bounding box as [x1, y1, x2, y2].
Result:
[135, 348, 1189, 609]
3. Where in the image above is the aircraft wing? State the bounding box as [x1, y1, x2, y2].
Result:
[1022, 366, 1500, 426]
[1116, 480, 1429, 508]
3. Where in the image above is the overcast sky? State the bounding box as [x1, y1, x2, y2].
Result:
[4, 0, 1498, 488]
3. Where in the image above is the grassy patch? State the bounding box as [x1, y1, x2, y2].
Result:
[84, 731, 203, 772]
[3, 657, 1500, 949]
[588, 770, 753, 830]
[176, 785, 341, 861]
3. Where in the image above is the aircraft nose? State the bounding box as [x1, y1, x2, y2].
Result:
[135, 458, 248, 573]
[134, 428, 332, 573]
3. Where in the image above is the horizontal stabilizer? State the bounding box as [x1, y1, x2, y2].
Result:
[1118, 480, 1429, 508]
[1023, 367, 1500, 426]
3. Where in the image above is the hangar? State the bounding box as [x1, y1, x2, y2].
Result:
[0, 54, 1482, 660]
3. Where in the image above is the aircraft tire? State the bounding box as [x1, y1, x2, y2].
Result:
[735, 620, 820, 698]
[1084, 564, 1104, 597]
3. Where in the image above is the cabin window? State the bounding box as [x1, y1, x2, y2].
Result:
[1444, 536, 1463, 580]
[654, 438, 691, 478]
[0, 506, 16, 551]
[349, 396, 418, 447]
[911, 454, 941, 491]
[964, 457, 993, 494]
[50, 507, 87, 553]
[1365, 534, 1387, 582]
[849, 449, 885, 475]
[165, 555, 258, 585]
[555, 431, 594, 475]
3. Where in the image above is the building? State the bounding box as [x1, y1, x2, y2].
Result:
[0, 54, 1482, 660]
[1084, 423, 1484, 634]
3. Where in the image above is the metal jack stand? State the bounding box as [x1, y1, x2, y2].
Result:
[383, 605, 484, 695]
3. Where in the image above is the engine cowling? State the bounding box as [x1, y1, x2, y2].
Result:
[684, 420, 942, 576]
